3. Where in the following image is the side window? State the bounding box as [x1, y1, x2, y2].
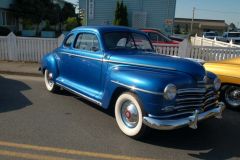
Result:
[64, 34, 75, 48]
[74, 33, 100, 52]
[148, 32, 163, 42]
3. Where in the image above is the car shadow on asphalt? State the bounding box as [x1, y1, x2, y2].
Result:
[140, 109, 240, 160]
[57, 90, 115, 117]
[55, 89, 240, 160]
[0, 75, 32, 113]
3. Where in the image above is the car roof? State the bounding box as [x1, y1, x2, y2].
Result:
[140, 28, 164, 33]
[72, 26, 144, 34]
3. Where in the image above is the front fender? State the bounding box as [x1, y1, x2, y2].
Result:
[101, 65, 194, 115]
[41, 52, 59, 80]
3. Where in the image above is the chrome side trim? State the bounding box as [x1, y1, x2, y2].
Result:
[56, 82, 102, 106]
[60, 52, 176, 71]
[143, 102, 225, 130]
[104, 59, 176, 71]
[111, 80, 163, 95]
[60, 52, 103, 61]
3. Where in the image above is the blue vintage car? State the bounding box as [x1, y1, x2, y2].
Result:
[41, 26, 225, 138]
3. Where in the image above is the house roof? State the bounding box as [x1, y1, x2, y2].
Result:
[175, 18, 228, 27]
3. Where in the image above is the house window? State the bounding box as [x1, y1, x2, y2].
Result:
[1, 11, 6, 25]
[6, 12, 16, 26]
[0, 11, 16, 26]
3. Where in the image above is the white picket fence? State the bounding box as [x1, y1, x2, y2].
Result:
[191, 34, 240, 48]
[0, 32, 240, 62]
[154, 39, 240, 61]
[0, 32, 64, 62]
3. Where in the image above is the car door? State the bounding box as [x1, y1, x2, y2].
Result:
[57, 33, 77, 82]
[69, 32, 103, 100]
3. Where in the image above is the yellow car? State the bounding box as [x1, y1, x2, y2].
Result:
[204, 57, 240, 109]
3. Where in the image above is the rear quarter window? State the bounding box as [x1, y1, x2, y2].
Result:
[64, 34, 75, 48]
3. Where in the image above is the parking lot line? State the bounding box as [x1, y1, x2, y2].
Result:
[0, 141, 156, 160]
[0, 150, 75, 160]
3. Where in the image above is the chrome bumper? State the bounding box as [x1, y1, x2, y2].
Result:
[143, 102, 225, 130]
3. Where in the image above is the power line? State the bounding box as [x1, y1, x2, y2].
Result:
[196, 8, 240, 15]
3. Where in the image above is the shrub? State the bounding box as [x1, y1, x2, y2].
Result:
[0, 26, 11, 36]
[64, 17, 79, 31]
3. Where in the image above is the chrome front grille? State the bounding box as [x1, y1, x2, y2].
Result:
[175, 87, 218, 114]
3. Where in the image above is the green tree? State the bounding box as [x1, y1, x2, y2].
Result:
[65, 17, 79, 31]
[61, 2, 76, 23]
[113, 1, 128, 26]
[11, 0, 79, 32]
[123, 5, 128, 26]
[46, 3, 61, 26]
[10, 0, 52, 32]
[184, 24, 189, 34]
[113, 1, 121, 25]
[175, 24, 181, 34]
[229, 23, 237, 31]
[60, 2, 80, 30]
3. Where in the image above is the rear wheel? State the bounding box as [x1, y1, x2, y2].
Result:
[44, 69, 59, 93]
[115, 92, 146, 139]
[221, 85, 240, 109]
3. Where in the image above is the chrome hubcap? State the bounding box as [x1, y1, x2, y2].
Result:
[121, 100, 139, 128]
[46, 71, 54, 87]
[225, 86, 240, 107]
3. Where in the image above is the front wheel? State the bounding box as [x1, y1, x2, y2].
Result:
[115, 92, 146, 139]
[221, 85, 240, 109]
[44, 69, 59, 93]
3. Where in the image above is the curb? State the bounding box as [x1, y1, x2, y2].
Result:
[0, 71, 42, 77]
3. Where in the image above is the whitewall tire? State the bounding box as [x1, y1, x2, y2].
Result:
[44, 69, 59, 93]
[115, 92, 146, 138]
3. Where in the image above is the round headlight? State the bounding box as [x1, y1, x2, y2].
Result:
[214, 78, 221, 91]
[164, 84, 177, 100]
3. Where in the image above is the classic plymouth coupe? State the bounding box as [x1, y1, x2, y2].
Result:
[41, 26, 225, 138]
[204, 57, 240, 109]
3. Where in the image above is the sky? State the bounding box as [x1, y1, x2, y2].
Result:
[65, 0, 240, 27]
[175, 0, 240, 26]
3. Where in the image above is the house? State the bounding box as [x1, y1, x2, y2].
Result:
[174, 18, 228, 35]
[0, 0, 17, 31]
[79, 0, 176, 34]
[0, 0, 71, 33]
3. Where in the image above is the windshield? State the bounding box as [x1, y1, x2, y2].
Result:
[104, 32, 153, 51]
[228, 33, 240, 37]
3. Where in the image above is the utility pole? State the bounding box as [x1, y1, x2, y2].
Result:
[190, 7, 195, 33]
[85, 0, 88, 25]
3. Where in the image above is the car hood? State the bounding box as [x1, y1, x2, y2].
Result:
[107, 50, 206, 81]
[208, 57, 240, 65]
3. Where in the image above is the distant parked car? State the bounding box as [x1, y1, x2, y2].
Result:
[204, 57, 240, 109]
[140, 29, 179, 44]
[218, 32, 240, 44]
[168, 35, 184, 42]
[41, 26, 225, 138]
[203, 31, 218, 39]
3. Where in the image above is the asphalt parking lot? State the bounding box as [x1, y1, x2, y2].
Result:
[0, 74, 240, 160]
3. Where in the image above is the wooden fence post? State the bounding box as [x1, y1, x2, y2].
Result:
[7, 32, 17, 61]
[58, 34, 65, 47]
